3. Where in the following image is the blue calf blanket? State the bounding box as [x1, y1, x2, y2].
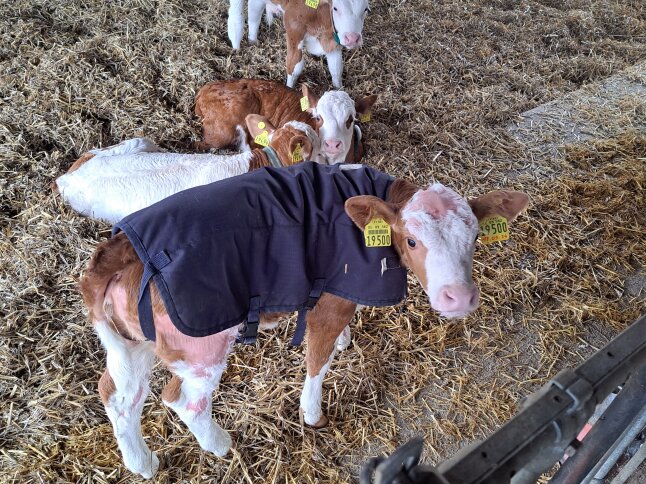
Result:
[113, 162, 407, 343]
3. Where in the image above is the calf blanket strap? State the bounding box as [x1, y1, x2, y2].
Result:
[137, 250, 171, 341]
[237, 296, 261, 344]
[292, 278, 326, 346]
[262, 146, 282, 168]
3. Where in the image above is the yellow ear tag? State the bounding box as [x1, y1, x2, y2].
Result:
[254, 130, 269, 147]
[360, 112, 371, 123]
[479, 215, 509, 244]
[364, 218, 392, 247]
[300, 96, 310, 111]
[291, 143, 303, 163]
[305, 0, 320, 8]
[257, 121, 266, 129]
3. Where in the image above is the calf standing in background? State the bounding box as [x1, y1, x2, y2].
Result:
[228, 0, 369, 88]
[54, 115, 320, 223]
[195, 79, 377, 165]
[79, 162, 529, 478]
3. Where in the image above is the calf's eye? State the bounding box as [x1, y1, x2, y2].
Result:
[407, 238, 416, 248]
[333, 6, 338, 11]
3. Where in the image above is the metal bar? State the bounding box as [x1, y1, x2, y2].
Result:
[438, 315, 646, 484]
[590, 405, 646, 481]
[550, 358, 646, 483]
[611, 440, 646, 484]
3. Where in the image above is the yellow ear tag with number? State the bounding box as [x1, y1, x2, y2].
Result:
[254, 130, 269, 147]
[300, 96, 310, 111]
[479, 215, 509, 244]
[291, 143, 303, 163]
[364, 218, 392, 247]
[305, 0, 319, 8]
[360, 112, 371, 123]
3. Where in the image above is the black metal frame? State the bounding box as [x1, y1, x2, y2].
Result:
[361, 314, 646, 484]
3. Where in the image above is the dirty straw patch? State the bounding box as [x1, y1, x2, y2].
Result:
[1, 0, 646, 482]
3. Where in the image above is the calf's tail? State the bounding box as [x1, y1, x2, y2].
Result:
[79, 233, 140, 322]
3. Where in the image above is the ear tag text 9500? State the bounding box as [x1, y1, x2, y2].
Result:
[305, 0, 319, 8]
[479, 215, 509, 244]
[291, 143, 303, 162]
[365, 218, 392, 247]
[300, 96, 310, 111]
[360, 112, 371, 123]
[254, 130, 269, 147]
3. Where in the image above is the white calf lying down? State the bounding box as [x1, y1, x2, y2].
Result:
[54, 116, 321, 223]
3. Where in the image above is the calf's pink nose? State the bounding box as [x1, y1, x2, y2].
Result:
[324, 139, 342, 153]
[436, 284, 480, 314]
[343, 32, 361, 47]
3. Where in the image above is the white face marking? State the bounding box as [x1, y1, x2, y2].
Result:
[282, 121, 323, 163]
[331, 0, 369, 48]
[401, 183, 480, 317]
[312, 90, 356, 164]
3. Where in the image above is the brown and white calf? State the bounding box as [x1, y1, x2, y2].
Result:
[228, 0, 369, 88]
[54, 115, 319, 223]
[195, 79, 377, 165]
[79, 167, 528, 478]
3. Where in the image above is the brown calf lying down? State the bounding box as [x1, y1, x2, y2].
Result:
[195, 79, 377, 164]
[79, 162, 528, 478]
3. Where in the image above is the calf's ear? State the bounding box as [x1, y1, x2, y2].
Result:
[301, 84, 319, 112]
[468, 190, 529, 222]
[355, 94, 378, 117]
[345, 196, 397, 231]
[246, 114, 276, 138]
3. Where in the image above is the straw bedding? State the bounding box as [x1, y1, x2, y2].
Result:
[1, 0, 645, 482]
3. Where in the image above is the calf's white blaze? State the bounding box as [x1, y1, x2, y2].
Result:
[313, 91, 357, 165]
[331, 0, 369, 48]
[402, 183, 479, 317]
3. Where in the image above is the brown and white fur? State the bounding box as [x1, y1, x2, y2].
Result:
[54, 115, 320, 224]
[228, 0, 369, 88]
[80, 175, 528, 478]
[195, 79, 377, 165]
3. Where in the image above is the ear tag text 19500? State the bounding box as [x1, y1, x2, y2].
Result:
[305, 0, 319, 8]
[365, 218, 391, 247]
[291, 143, 303, 162]
[479, 215, 509, 244]
[300, 96, 310, 111]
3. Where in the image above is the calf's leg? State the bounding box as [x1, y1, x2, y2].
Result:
[95, 321, 158, 479]
[228, 0, 245, 49]
[285, 35, 305, 88]
[325, 48, 344, 88]
[248, 0, 265, 43]
[301, 293, 357, 427]
[160, 327, 238, 457]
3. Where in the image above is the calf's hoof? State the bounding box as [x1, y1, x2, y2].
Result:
[201, 428, 232, 457]
[300, 407, 329, 429]
[310, 414, 329, 429]
[126, 451, 159, 479]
